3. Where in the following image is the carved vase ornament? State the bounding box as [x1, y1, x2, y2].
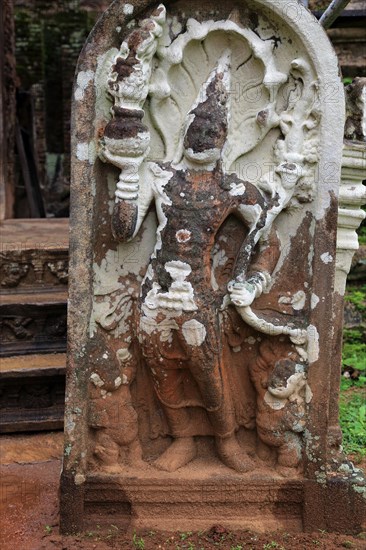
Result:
[61, 0, 366, 535]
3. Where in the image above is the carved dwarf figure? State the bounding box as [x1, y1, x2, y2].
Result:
[88, 334, 143, 471]
[249, 338, 311, 474]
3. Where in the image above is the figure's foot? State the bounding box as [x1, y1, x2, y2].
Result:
[154, 437, 196, 472]
[99, 463, 124, 474]
[94, 443, 119, 468]
[216, 435, 255, 473]
[276, 465, 299, 478]
[276, 449, 301, 477]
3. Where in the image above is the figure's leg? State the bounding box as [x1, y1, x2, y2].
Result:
[94, 431, 120, 471]
[255, 437, 274, 463]
[127, 438, 146, 468]
[255, 425, 276, 463]
[190, 341, 255, 474]
[150, 367, 196, 472]
[257, 426, 301, 476]
[276, 432, 302, 475]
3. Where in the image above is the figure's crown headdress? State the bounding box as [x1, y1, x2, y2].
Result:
[183, 50, 232, 155]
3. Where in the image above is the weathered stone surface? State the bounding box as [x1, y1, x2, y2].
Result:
[0, 0, 16, 220]
[345, 77, 366, 142]
[61, 0, 366, 535]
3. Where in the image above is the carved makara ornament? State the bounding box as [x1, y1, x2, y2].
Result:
[61, 0, 366, 535]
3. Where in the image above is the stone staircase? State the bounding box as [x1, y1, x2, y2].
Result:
[0, 219, 68, 432]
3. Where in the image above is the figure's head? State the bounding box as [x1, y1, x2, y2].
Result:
[183, 52, 231, 167]
[268, 359, 306, 399]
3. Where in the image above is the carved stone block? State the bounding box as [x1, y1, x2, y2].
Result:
[0, 219, 68, 357]
[0, 353, 66, 433]
[0, 219, 69, 293]
[60, 0, 366, 535]
[0, 297, 67, 356]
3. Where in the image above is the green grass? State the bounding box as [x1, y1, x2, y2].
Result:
[340, 280, 366, 461]
[132, 532, 145, 550]
[339, 390, 366, 460]
[342, 328, 366, 373]
[344, 285, 366, 314]
[359, 225, 366, 246]
[357, 209, 366, 245]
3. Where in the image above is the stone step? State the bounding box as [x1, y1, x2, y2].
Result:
[0, 220, 68, 432]
[0, 218, 69, 294]
[0, 353, 66, 433]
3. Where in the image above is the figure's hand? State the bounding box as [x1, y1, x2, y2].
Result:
[99, 144, 124, 169]
[228, 280, 257, 307]
[228, 272, 270, 308]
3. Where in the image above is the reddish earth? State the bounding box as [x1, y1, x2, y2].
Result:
[0, 432, 365, 550]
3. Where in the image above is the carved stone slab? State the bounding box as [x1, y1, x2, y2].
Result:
[0, 219, 69, 293]
[61, 0, 365, 535]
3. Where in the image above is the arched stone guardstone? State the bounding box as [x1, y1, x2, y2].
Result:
[60, 0, 365, 535]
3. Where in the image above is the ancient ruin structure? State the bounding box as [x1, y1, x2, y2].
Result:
[60, 0, 366, 534]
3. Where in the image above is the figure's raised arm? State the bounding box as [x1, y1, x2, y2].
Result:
[98, 5, 166, 241]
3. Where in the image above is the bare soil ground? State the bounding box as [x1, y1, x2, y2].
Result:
[0, 432, 365, 550]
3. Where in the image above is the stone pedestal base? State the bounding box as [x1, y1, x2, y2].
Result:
[60, 471, 366, 535]
[84, 475, 304, 533]
[303, 479, 366, 535]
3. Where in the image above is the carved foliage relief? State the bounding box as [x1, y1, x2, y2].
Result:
[87, 1, 324, 477]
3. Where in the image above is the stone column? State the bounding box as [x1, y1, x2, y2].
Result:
[330, 79, 366, 454]
[304, 79, 366, 535]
